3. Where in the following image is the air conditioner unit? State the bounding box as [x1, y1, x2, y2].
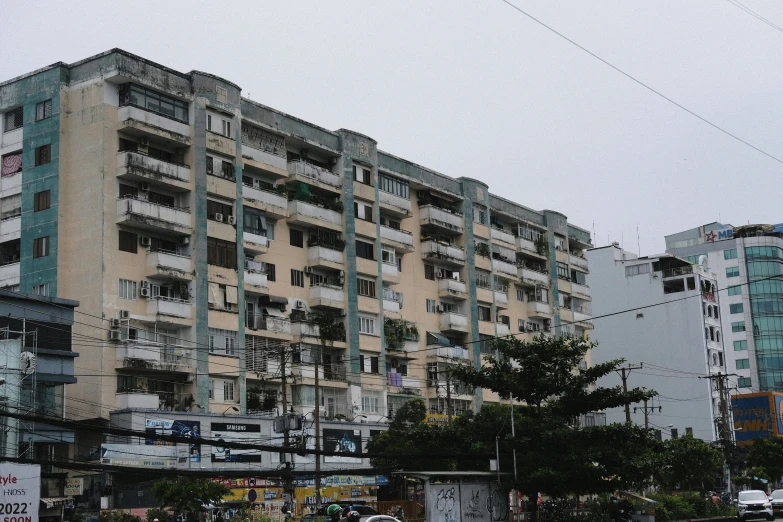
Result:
[180, 236, 190, 246]
[304, 266, 314, 275]
[227, 216, 236, 225]
[139, 236, 151, 247]
[295, 300, 306, 310]
[437, 304, 445, 313]
[139, 182, 150, 192]
[215, 213, 224, 223]
[339, 310, 347, 317]
[109, 330, 121, 342]
[278, 303, 287, 312]
[338, 270, 345, 278]
[140, 287, 151, 298]
[185, 374, 195, 383]
[436, 270, 445, 279]
[139, 137, 150, 147]
[119, 310, 130, 319]
[140, 280, 150, 289]
[110, 318, 121, 328]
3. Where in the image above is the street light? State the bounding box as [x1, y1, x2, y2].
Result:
[222, 406, 239, 414]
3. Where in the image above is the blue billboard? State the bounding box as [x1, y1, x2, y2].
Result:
[731, 393, 780, 443]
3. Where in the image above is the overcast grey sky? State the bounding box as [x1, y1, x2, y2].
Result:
[2, 1, 781, 254]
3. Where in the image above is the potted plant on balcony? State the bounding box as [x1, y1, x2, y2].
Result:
[474, 242, 490, 258]
[535, 235, 549, 256]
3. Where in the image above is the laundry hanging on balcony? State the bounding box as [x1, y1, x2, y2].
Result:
[225, 285, 238, 304]
[294, 181, 310, 201]
[426, 332, 451, 347]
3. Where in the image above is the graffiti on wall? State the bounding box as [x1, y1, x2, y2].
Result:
[427, 483, 509, 522]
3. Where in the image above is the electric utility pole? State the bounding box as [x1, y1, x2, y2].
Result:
[445, 369, 453, 424]
[634, 398, 661, 429]
[616, 364, 643, 424]
[314, 344, 321, 511]
[279, 343, 293, 507]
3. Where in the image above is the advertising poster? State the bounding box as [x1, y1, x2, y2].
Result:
[145, 418, 201, 462]
[211, 422, 262, 463]
[731, 393, 776, 443]
[0, 463, 40, 522]
[323, 428, 362, 464]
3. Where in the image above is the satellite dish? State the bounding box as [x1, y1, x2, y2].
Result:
[20, 352, 36, 375]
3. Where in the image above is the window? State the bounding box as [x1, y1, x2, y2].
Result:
[473, 204, 486, 225]
[266, 263, 276, 282]
[370, 356, 379, 374]
[738, 377, 752, 388]
[724, 248, 738, 260]
[119, 83, 188, 122]
[687, 277, 696, 290]
[119, 279, 137, 300]
[479, 334, 494, 354]
[358, 316, 376, 335]
[358, 278, 376, 297]
[732, 321, 746, 332]
[0, 194, 21, 220]
[478, 306, 491, 322]
[119, 230, 138, 253]
[208, 381, 214, 400]
[713, 306, 719, 319]
[556, 261, 569, 279]
[35, 100, 52, 121]
[362, 394, 380, 413]
[736, 359, 750, 370]
[4, 108, 23, 132]
[354, 201, 374, 222]
[222, 119, 231, 138]
[424, 264, 435, 281]
[670, 429, 678, 440]
[734, 340, 748, 351]
[381, 248, 396, 265]
[426, 299, 437, 314]
[33, 236, 49, 258]
[209, 328, 237, 356]
[33, 190, 50, 212]
[35, 144, 51, 166]
[243, 207, 268, 236]
[516, 288, 525, 302]
[353, 165, 372, 185]
[289, 228, 304, 248]
[207, 238, 236, 268]
[730, 303, 744, 314]
[1, 151, 22, 176]
[207, 199, 233, 220]
[685, 427, 693, 436]
[223, 381, 235, 401]
[726, 266, 740, 278]
[379, 174, 409, 199]
[625, 263, 651, 277]
[32, 283, 49, 297]
[291, 269, 304, 287]
[728, 285, 742, 296]
[356, 240, 374, 260]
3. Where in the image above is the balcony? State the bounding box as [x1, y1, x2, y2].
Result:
[387, 373, 421, 390]
[309, 284, 345, 308]
[243, 231, 269, 254]
[242, 185, 289, 218]
[308, 245, 344, 269]
[495, 290, 509, 308]
[291, 321, 320, 339]
[246, 313, 292, 336]
[496, 322, 510, 336]
[206, 131, 237, 156]
[438, 278, 468, 300]
[662, 265, 694, 278]
[419, 205, 463, 234]
[242, 145, 288, 177]
[146, 250, 193, 280]
[380, 225, 415, 253]
[571, 282, 591, 299]
[569, 254, 589, 271]
[491, 227, 515, 246]
[115, 392, 160, 410]
[573, 305, 592, 328]
[439, 312, 469, 333]
[378, 190, 412, 216]
[528, 301, 553, 318]
[119, 343, 194, 373]
[147, 297, 192, 322]
[421, 240, 466, 266]
[517, 237, 546, 257]
[493, 258, 519, 279]
[287, 160, 342, 193]
[0, 216, 21, 241]
[432, 345, 470, 360]
[118, 105, 191, 146]
[117, 197, 192, 234]
[382, 262, 400, 284]
[0, 261, 20, 287]
[288, 200, 342, 231]
[244, 259, 268, 289]
[0, 171, 22, 197]
[117, 151, 190, 190]
[518, 266, 550, 286]
[383, 298, 401, 315]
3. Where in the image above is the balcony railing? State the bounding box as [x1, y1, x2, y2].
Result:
[528, 301, 553, 317]
[519, 266, 550, 285]
[310, 284, 345, 304]
[378, 190, 412, 214]
[117, 197, 191, 230]
[147, 296, 192, 319]
[382, 262, 399, 280]
[243, 184, 289, 211]
[492, 258, 518, 278]
[147, 249, 191, 273]
[421, 240, 466, 264]
[569, 254, 588, 270]
[247, 313, 292, 335]
[308, 245, 344, 266]
[662, 265, 694, 278]
[287, 160, 342, 188]
[380, 225, 414, 248]
[419, 205, 464, 233]
[433, 345, 470, 360]
[571, 282, 591, 298]
[288, 200, 342, 226]
[438, 278, 467, 297]
[439, 312, 468, 333]
[490, 227, 515, 245]
[119, 150, 190, 182]
[496, 322, 510, 336]
[242, 143, 288, 171]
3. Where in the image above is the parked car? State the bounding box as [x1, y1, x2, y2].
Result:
[769, 490, 783, 515]
[737, 490, 774, 521]
[302, 504, 380, 522]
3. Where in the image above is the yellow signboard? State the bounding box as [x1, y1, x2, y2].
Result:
[425, 413, 450, 425]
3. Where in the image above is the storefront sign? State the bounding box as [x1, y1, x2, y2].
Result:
[323, 429, 362, 464]
[211, 423, 262, 463]
[145, 418, 201, 462]
[64, 478, 83, 496]
[425, 413, 450, 424]
[0, 463, 40, 522]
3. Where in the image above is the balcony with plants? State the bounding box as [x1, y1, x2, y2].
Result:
[385, 319, 419, 354]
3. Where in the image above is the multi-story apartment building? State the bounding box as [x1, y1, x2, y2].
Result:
[666, 222, 783, 393]
[587, 245, 726, 441]
[0, 49, 594, 426]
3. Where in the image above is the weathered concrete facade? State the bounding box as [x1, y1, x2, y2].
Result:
[0, 49, 594, 427]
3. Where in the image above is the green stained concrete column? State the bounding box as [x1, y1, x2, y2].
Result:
[233, 117, 247, 414]
[544, 210, 568, 333]
[193, 100, 210, 409]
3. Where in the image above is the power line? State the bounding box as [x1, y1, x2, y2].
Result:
[499, 0, 783, 165]
[725, 0, 783, 33]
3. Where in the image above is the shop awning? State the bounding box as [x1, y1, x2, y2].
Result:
[41, 498, 71, 509]
[263, 307, 284, 318]
[427, 332, 451, 347]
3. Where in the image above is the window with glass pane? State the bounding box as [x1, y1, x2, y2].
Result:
[728, 285, 742, 296]
[724, 249, 738, 260]
[738, 377, 752, 388]
[736, 359, 750, 370]
[1, 151, 22, 177]
[4, 108, 23, 132]
[35, 100, 52, 121]
[734, 340, 748, 351]
[726, 266, 740, 278]
[119, 83, 188, 122]
[732, 321, 746, 332]
[730, 303, 744, 314]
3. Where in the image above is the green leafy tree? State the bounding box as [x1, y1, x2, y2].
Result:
[655, 435, 723, 491]
[146, 508, 171, 522]
[152, 477, 230, 521]
[99, 512, 141, 522]
[748, 437, 783, 486]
